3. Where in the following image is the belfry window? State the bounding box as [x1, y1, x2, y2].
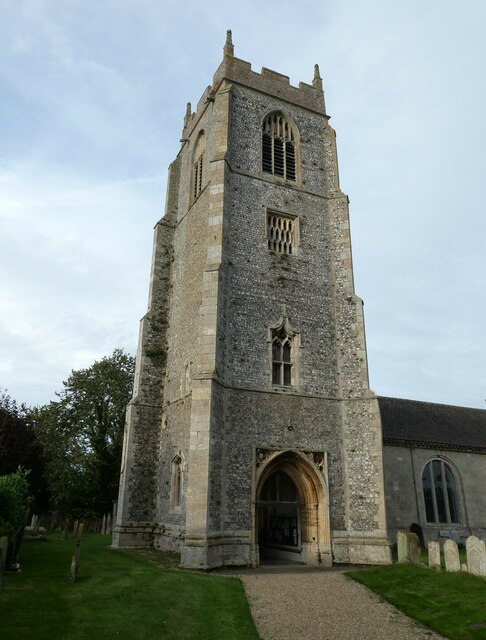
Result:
[262, 112, 297, 181]
[272, 327, 293, 386]
[422, 459, 460, 524]
[192, 131, 206, 202]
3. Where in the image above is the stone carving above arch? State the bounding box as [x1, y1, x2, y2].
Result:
[255, 447, 326, 475]
[256, 448, 274, 467]
[270, 304, 299, 338]
[305, 451, 325, 472]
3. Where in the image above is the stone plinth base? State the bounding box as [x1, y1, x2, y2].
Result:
[332, 531, 391, 565]
[301, 541, 333, 567]
[112, 523, 154, 549]
[181, 533, 253, 570]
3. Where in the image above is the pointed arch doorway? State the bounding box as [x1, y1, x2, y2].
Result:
[254, 450, 332, 566]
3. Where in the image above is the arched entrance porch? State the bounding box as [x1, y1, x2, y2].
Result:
[253, 449, 332, 566]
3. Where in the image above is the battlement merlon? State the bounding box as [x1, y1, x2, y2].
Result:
[182, 32, 326, 140]
[214, 56, 326, 114]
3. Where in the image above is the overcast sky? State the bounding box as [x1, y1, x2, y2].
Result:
[1, 0, 485, 409]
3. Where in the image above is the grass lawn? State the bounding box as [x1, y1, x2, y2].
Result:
[348, 563, 486, 640]
[0, 534, 260, 640]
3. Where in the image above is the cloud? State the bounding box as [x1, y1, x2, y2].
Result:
[0, 163, 161, 405]
[0, 0, 485, 410]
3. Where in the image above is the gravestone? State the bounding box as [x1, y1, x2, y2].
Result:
[466, 535, 486, 577]
[106, 513, 112, 535]
[444, 539, 460, 572]
[410, 523, 425, 548]
[428, 541, 441, 570]
[397, 531, 420, 564]
[101, 514, 106, 535]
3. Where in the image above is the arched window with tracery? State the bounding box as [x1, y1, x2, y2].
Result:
[262, 112, 297, 181]
[422, 459, 460, 524]
[271, 312, 298, 387]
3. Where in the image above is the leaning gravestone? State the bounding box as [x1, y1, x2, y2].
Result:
[397, 531, 420, 564]
[428, 541, 441, 570]
[466, 536, 486, 577]
[444, 539, 460, 572]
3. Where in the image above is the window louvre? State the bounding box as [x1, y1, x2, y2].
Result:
[192, 131, 205, 202]
[285, 142, 296, 181]
[193, 155, 203, 200]
[262, 134, 273, 173]
[262, 112, 297, 181]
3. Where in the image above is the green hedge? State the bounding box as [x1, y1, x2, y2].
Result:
[0, 469, 31, 566]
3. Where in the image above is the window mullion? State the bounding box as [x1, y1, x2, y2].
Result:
[441, 460, 452, 523]
[430, 463, 439, 523]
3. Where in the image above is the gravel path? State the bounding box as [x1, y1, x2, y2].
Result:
[230, 567, 446, 640]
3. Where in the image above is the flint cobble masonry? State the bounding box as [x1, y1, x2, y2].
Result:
[113, 33, 390, 568]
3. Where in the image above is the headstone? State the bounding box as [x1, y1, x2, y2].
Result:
[466, 536, 486, 577]
[101, 514, 106, 535]
[410, 523, 425, 549]
[397, 531, 420, 564]
[32, 514, 39, 536]
[428, 541, 441, 570]
[444, 539, 460, 572]
[106, 513, 112, 535]
[73, 520, 79, 536]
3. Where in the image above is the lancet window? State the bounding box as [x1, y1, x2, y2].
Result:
[170, 455, 183, 509]
[262, 112, 297, 181]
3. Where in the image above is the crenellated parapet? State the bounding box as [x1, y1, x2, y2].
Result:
[181, 30, 326, 142]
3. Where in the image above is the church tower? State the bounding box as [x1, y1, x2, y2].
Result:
[113, 33, 391, 568]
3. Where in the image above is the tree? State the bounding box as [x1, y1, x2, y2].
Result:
[33, 349, 135, 516]
[0, 391, 48, 512]
[0, 469, 31, 567]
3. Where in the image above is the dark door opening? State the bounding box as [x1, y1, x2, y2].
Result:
[258, 469, 301, 563]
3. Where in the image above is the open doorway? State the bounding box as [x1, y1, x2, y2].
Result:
[255, 450, 331, 566]
[258, 469, 301, 562]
